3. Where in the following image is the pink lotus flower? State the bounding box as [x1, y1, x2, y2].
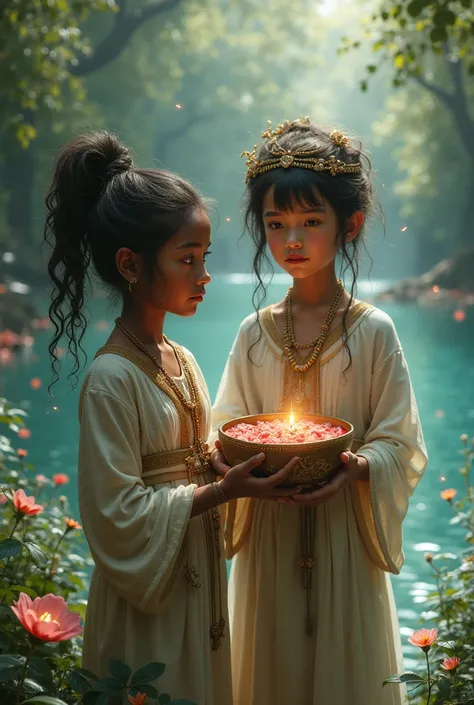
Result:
[53, 473, 69, 486]
[18, 428, 31, 439]
[408, 628, 438, 652]
[11, 593, 82, 642]
[12, 489, 43, 516]
[440, 488, 457, 501]
[441, 656, 460, 671]
[0, 494, 7, 506]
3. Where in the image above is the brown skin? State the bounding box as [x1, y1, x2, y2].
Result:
[105, 207, 299, 516]
[261, 187, 369, 506]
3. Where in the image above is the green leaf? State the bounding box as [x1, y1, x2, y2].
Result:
[66, 670, 90, 695]
[75, 667, 99, 682]
[23, 542, 47, 568]
[131, 661, 166, 684]
[433, 9, 456, 27]
[108, 658, 131, 685]
[0, 605, 16, 621]
[0, 538, 23, 559]
[437, 675, 451, 699]
[91, 676, 124, 694]
[21, 698, 69, 705]
[460, 0, 471, 8]
[68, 603, 86, 620]
[29, 657, 53, 684]
[430, 26, 448, 43]
[407, 1, 423, 18]
[82, 692, 110, 705]
[367, 64, 377, 74]
[360, 80, 368, 92]
[23, 678, 45, 696]
[0, 664, 23, 681]
[9, 585, 38, 599]
[383, 672, 425, 686]
[0, 632, 10, 651]
[0, 654, 25, 669]
[129, 684, 160, 699]
[438, 640, 456, 655]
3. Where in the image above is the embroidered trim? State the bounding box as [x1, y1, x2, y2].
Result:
[261, 301, 373, 364]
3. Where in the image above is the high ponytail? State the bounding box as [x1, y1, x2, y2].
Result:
[44, 130, 205, 390]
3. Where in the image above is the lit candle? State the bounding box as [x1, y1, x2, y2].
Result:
[289, 411, 295, 430]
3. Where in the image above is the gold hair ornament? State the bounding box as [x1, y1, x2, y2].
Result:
[241, 119, 360, 182]
[329, 129, 350, 148]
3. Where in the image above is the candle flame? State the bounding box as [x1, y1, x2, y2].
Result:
[289, 412, 295, 429]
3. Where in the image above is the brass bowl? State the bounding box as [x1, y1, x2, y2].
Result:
[218, 413, 354, 488]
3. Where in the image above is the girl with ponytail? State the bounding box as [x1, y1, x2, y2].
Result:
[45, 131, 297, 703]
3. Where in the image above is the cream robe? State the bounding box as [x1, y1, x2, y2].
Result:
[78, 346, 232, 705]
[211, 303, 427, 705]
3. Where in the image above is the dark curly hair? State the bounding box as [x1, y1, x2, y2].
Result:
[44, 130, 207, 389]
[244, 120, 379, 367]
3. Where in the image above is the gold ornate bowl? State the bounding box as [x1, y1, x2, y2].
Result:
[218, 413, 354, 488]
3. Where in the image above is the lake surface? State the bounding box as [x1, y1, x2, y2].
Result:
[2, 275, 473, 668]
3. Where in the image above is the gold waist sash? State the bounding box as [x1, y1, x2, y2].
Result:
[141, 447, 211, 487]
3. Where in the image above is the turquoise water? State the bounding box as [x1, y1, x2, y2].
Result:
[2, 276, 473, 668]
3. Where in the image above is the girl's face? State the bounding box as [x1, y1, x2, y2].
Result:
[120, 208, 212, 317]
[262, 187, 339, 279]
[262, 186, 364, 280]
[153, 208, 212, 317]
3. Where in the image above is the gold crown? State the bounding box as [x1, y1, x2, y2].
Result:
[241, 119, 361, 182]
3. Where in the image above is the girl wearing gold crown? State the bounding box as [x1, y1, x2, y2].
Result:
[211, 119, 428, 705]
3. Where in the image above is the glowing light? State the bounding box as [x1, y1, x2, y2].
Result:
[401, 226, 408, 232]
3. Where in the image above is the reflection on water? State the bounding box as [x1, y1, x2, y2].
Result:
[2, 276, 473, 666]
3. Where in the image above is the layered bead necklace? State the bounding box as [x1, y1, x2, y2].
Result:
[283, 278, 344, 373]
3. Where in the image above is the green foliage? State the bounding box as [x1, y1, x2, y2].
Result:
[0, 0, 117, 145]
[339, 0, 474, 89]
[0, 397, 195, 705]
[384, 433, 474, 704]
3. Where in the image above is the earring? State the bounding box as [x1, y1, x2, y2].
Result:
[128, 276, 138, 293]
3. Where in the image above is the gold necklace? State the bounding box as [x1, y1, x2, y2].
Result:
[114, 318, 225, 650]
[283, 279, 344, 373]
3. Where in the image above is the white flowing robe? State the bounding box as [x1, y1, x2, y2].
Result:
[78, 345, 232, 705]
[211, 303, 427, 705]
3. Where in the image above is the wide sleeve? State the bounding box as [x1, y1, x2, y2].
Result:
[78, 387, 195, 614]
[351, 350, 428, 574]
